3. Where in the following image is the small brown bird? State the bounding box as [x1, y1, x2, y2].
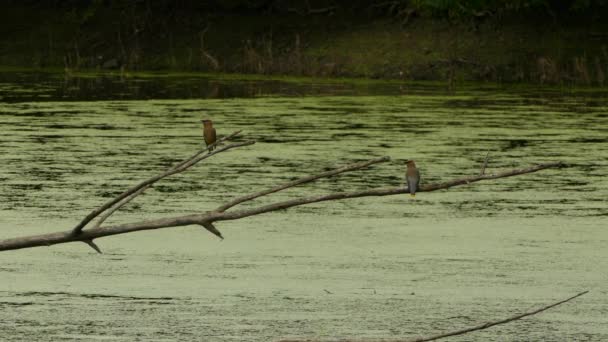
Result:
[201, 119, 217, 152]
[405, 160, 420, 197]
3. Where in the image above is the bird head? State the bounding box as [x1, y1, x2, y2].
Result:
[201, 119, 213, 126]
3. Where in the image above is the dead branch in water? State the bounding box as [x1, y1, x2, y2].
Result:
[215, 160, 563, 222]
[0, 132, 563, 253]
[276, 290, 589, 342]
[216, 156, 391, 212]
[71, 130, 246, 235]
[0, 131, 580, 342]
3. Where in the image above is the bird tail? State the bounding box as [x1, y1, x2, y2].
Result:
[407, 179, 417, 197]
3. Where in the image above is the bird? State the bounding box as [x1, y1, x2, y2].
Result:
[405, 160, 420, 197]
[201, 119, 217, 152]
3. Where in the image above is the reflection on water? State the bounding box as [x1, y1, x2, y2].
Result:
[0, 72, 607, 341]
[0, 71, 418, 102]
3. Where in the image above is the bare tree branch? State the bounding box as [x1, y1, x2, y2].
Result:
[91, 185, 150, 229]
[0, 158, 563, 252]
[217, 161, 564, 221]
[422, 161, 563, 190]
[276, 290, 589, 342]
[216, 156, 391, 212]
[1, 210, 223, 252]
[70, 130, 248, 235]
[401, 290, 589, 342]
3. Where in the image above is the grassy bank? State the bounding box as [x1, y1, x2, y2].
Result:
[1, 4, 607, 86]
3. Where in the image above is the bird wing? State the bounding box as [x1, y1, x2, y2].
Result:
[406, 168, 420, 194]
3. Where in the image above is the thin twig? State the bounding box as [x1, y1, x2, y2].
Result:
[479, 150, 490, 176]
[91, 185, 150, 229]
[216, 156, 391, 212]
[401, 290, 589, 342]
[70, 131, 248, 235]
[276, 290, 589, 342]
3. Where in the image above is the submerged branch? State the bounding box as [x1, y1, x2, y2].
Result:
[401, 290, 589, 342]
[276, 290, 589, 342]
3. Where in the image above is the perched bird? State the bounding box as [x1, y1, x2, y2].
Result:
[201, 119, 217, 152]
[405, 160, 420, 197]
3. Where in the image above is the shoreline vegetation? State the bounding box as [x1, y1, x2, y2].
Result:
[1, 1, 608, 87]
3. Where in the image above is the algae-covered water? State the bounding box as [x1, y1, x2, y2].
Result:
[1, 73, 607, 341]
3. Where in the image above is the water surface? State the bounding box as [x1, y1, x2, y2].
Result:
[1, 72, 607, 341]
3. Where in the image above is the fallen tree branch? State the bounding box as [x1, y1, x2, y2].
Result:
[91, 185, 149, 230]
[70, 130, 246, 235]
[276, 290, 589, 342]
[403, 290, 589, 342]
[216, 156, 391, 212]
[217, 161, 563, 221]
[0, 155, 563, 252]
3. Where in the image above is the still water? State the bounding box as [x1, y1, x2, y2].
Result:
[1, 73, 607, 341]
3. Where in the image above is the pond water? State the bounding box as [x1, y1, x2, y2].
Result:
[1, 72, 607, 341]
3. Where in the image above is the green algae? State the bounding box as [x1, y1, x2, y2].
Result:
[0, 79, 607, 341]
